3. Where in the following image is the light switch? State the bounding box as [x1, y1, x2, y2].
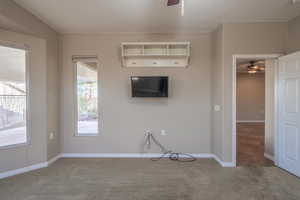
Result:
[214, 105, 221, 111]
[49, 132, 54, 140]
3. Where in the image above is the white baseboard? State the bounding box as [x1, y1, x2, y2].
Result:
[212, 155, 236, 167]
[0, 162, 48, 179]
[61, 153, 235, 167]
[236, 120, 265, 123]
[61, 153, 215, 159]
[0, 154, 61, 179]
[47, 154, 61, 165]
[264, 153, 274, 161]
[0, 153, 236, 179]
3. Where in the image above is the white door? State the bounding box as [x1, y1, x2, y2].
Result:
[278, 51, 300, 177]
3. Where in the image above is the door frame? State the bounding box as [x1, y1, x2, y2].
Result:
[232, 54, 281, 167]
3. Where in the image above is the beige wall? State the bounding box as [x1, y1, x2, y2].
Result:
[236, 73, 265, 122]
[0, 29, 47, 173]
[60, 33, 212, 154]
[0, 0, 60, 160]
[211, 26, 224, 159]
[0, 0, 297, 170]
[287, 15, 300, 54]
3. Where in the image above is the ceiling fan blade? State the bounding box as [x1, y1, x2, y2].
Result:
[167, 0, 180, 6]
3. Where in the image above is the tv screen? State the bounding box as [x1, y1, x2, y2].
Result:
[131, 76, 168, 97]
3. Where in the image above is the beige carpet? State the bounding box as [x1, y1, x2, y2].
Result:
[0, 158, 300, 200]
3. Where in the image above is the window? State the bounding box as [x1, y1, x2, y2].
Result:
[0, 45, 28, 148]
[75, 61, 99, 136]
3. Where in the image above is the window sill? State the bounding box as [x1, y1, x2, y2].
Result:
[75, 134, 99, 137]
[0, 142, 30, 150]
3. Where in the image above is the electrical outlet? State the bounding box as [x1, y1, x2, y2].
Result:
[49, 132, 54, 140]
[161, 130, 166, 136]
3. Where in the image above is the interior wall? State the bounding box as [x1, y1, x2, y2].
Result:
[0, 0, 60, 160]
[0, 29, 47, 173]
[221, 23, 287, 162]
[0, 0, 296, 167]
[236, 73, 265, 122]
[287, 15, 300, 54]
[211, 26, 224, 160]
[60, 33, 212, 154]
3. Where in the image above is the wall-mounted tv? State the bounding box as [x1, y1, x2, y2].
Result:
[131, 76, 168, 97]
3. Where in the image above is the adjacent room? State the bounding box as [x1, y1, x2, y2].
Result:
[236, 59, 274, 166]
[0, 0, 300, 199]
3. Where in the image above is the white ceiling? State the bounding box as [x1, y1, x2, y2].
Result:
[14, 0, 300, 34]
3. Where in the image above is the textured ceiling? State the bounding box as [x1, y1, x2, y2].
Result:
[14, 0, 300, 34]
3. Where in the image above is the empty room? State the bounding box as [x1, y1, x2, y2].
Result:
[0, 0, 300, 199]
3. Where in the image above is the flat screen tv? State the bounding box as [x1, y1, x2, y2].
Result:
[131, 76, 168, 97]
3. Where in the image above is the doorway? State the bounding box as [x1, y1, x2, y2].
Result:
[236, 59, 273, 166]
[232, 54, 280, 167]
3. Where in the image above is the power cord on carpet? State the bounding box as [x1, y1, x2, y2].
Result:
[142, 131, 196, 162]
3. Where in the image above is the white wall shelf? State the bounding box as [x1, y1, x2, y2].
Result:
[121, 42, 190, 67]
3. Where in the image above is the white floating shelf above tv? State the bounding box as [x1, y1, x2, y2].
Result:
[121, 42, 190, 68]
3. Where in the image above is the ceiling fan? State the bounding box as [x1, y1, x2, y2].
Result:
[167, 0, 185, 16]
[246, 61, 265, 74]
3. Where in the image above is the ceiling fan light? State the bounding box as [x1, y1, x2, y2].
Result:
[248, 70, 257, 74]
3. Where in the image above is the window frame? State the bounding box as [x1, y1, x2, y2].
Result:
[73, 58, 100, 137]
[0, 41, 31, 150]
